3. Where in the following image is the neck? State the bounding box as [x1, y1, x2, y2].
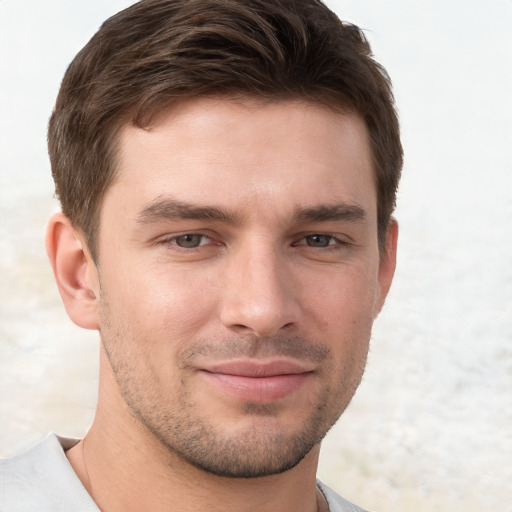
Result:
[66, 358, 325, 512]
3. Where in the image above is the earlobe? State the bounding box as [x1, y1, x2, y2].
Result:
[374, 218, 399, 317]
[46, 212, 100, 330]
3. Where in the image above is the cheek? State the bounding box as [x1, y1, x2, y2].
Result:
[301, 263, 379, 333]
[302, 266, 377, 386]
[103, 263, 221, 344]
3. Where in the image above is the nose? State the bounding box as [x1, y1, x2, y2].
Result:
[219, 243, 302, 338]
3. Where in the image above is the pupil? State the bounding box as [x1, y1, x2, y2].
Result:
[177, 235, 200, 248]
[307, 235, 330, 247]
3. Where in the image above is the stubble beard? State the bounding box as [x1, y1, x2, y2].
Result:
[99, 301, 369, 479]
[138, 382, 334, 478]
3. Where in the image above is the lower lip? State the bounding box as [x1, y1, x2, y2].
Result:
[200, 371, 311, 402]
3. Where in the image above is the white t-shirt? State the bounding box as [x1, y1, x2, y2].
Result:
[0, 433, 369, 512]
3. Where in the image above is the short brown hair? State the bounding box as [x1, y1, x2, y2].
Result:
[48, 0, 402, 259]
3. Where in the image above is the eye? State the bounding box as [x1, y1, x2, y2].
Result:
[292, 233, 352, 253]
[172, 234, 211, 248]
[303, 234, 337, 247]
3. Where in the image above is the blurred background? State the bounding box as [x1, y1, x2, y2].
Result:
[0, 1, 511, 510]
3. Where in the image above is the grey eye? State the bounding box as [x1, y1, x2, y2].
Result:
[175, 234, 204, 248]
[305, 234, 332, 247]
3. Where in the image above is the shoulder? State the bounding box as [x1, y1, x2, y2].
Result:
[0, 433, 98, 511]
[317, 480, 372, 512]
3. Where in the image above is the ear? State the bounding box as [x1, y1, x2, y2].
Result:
[374, 218, 398, 317]
[46, 212, 100, 330]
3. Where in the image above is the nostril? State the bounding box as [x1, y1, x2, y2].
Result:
[231, 324, 252, 332]
[227, 321, 295, 338]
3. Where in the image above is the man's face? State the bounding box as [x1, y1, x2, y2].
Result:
[93, 97, 395, 477]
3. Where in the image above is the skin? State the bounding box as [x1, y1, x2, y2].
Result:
[47, 97, 397, 512]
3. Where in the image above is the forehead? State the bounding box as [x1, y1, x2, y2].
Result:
[107, 97, 376, 222]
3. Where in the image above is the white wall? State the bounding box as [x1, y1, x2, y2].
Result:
[1, 1, 510, 511]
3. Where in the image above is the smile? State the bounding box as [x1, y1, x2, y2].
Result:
[199, 360, 314, 402]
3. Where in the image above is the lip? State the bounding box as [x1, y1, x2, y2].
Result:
[199, 359, 314, 402]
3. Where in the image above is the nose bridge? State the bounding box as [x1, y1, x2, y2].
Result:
[220, 237, 300, 337]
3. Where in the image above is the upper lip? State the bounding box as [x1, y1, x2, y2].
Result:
[200, 359, 314, 377]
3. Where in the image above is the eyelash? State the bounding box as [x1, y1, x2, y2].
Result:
[293, 234, 351, 249]
[159, 233, 216, 250]
[158, 232, 352, 252]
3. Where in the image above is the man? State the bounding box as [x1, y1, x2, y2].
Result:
[0, 0, 402, 510]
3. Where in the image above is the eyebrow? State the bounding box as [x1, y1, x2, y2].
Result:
[292, 203, 367, 224]
[136, 197, 367, 226]
[136, 198, 242, 225]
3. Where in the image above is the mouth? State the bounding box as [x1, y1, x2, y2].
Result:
[199, 360, 314, 403]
